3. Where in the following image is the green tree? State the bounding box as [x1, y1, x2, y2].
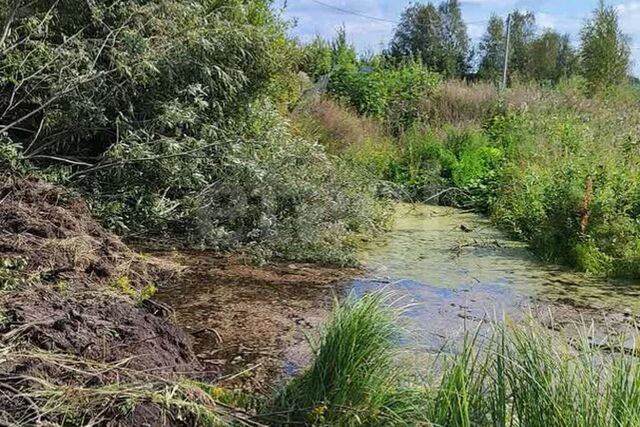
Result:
[579, 1, 631, 94]
[528, 30, 577, 83]
[389, 1, 470, 77]
[508, 11, 536, 80]
[438, 0, 471, 76]
[301, 35, 332, 79]
[477, 15, 505, 83]
[331, 26, 358, 70]
[390, 3, 446, 73]
[477, 11, 536, 84]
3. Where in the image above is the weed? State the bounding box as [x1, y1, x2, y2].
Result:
[111, 276, 157, 304]
[0, 256, 29, 290]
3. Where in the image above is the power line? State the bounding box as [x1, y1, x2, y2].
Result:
[308, 0, 491, 27]
[308, 0, 399, 24]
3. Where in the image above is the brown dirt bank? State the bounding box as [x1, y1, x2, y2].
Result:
[0, 177, 227, 426]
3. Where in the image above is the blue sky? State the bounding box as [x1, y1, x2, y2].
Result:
[277, 0, 640, 76]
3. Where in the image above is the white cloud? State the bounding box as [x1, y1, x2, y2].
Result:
[461, 0, 517, 5]
[616, 2, 640, 37]
[536, 12, 555, 30]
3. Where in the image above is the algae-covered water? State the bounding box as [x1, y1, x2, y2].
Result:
[357, 203, 640, 310]
[350, 203, 640, 352]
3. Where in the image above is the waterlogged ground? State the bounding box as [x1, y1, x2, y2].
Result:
[153, 204, 640, 390]
[152, 251, 353, 391]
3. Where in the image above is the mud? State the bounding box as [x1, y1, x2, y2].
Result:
[151, 250, 356, 392]
[0, 177, 202, 426]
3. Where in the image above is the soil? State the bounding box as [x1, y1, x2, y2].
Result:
[0, 177, 203, 426]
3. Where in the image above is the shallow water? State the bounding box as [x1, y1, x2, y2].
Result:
[357, 204, 640, 308]
[155, 204, 640, 386]
[350, 203, 640, 352]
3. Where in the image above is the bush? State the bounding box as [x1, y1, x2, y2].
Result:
[89, 100, 388, 265]
[324, 52, 441, 133]
[0, 1, 388, 265]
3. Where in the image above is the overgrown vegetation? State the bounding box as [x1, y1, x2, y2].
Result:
[347, 80, 640, 276]
[293, 1, 640, 277]
[264, 292, 640, 427]
[1, 0, 637, 274]
[1, 0, 640, 422]
[0, 0, 386, 265]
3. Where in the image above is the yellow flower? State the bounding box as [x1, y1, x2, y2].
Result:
[209, 386, 225, 400]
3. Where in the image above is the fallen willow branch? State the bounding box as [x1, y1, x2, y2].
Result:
[422, 186, 471, 203]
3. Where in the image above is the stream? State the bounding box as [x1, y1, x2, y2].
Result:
[154, 203, 640, 390]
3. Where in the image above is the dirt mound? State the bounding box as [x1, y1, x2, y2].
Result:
[0, 177, 171, 285]
[0, 177, 207, 426]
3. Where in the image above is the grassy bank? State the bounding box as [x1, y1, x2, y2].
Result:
[263, 292, 640, 427]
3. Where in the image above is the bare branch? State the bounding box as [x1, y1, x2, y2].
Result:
[23, 155, 93, 166]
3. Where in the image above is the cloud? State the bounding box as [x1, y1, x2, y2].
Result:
[281, 0, 398, 52]
[535, 12, 555, 29]
[615, 2, 640, 38]
[461, 0, 517, 4]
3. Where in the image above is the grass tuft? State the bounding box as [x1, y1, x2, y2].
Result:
[265, 292, 419, 426]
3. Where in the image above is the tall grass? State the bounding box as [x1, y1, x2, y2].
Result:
[264, 292, 422, 426]
[265, 292, 640, 426]
[292, 98, 387, 153]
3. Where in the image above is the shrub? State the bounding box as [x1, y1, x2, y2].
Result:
[0, 1, 388, 264]
[381, 61, 441, 134]
[385, 128, 453, 199]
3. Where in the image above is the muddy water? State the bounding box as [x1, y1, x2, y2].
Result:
[152, 252, 353, 391]
[154, 204, 640, 389]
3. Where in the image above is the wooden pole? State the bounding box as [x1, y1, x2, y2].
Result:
[501, 13, 511, 91]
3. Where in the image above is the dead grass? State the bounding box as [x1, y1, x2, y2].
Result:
[292, 97, 387, 152]
[0, 347, 262, 426]
[421, 81, 499, 126]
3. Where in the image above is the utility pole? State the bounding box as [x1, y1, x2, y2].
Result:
[501, 13, 511, 91]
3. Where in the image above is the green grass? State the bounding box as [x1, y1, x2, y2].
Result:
[263, 292, 640, 426]
[263, 292, 421, 426]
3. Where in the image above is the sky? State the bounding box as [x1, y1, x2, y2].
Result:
[276, 0, 640, 76]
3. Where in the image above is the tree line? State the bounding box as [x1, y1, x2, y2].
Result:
[304, 0, 632, 93]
